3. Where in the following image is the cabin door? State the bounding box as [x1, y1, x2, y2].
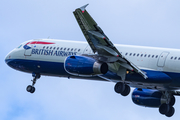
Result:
[157, 52, 169, 67]
[24, 41, 38, 56]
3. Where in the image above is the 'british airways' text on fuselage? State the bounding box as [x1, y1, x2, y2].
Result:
[31, 49, 77, 56]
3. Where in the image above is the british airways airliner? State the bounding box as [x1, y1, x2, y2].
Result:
[5, 4, 180, 117]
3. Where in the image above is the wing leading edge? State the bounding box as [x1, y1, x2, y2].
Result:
[73, 4, 148, 80]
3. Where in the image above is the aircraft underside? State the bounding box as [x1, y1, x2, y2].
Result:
[6, 58, 180, 90]
[6, 58, 180, 117]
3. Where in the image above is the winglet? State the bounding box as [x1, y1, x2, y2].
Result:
[80, 4, 89, 13]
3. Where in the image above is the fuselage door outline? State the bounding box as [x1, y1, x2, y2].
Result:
[24, 41, 38, 56]
[157, 51, 169, 67]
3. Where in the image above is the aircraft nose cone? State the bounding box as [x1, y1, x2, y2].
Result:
[5, 52, 12, 66]
[5, 50, 16, 68]
[5, 52, 18, 70]
[5, 49, 24, 71]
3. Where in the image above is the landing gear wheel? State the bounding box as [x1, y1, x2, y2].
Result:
[26, 85, 32, 92]
[30, 86, 35, 93]
[114, 82, 125, 94]
[165, 106, 175, 117]
[26, 85, 35, 93]
[169, 96, 175, 106]
[121, 85, 130, 96]
[159, 103, 170, 115]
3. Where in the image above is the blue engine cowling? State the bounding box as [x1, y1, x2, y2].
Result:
[132, 88, 164, 108]
[64, 56, 108, 76]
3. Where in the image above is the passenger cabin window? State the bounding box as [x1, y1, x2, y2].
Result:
[129, 53, 132, 56]
[67, 48, 70, 51]
[152, 55, 154, 58]
[175, 57, 177, 60]
[156, 55, 158, 58]
[171, 57, 173, 59]
[144, 54, 147, 57]
[178, 57, 180, 60]
[43, 46, 45, 49]
[78, 49, 81, 52]
[50, 47, 52, 49]
[141, 54, 143, 57]
[46, 47, 49, 49]
[74, 48, 77, 51]
[71, 48, 73, 51]
[53, 47, 56, 49]
[137, 54, 139, 57]
[64, 48, 66, 50]
[57, 47, 59, 50]
[60, 47, 63, 50]
[125, 53, 128, 56]
[133, 53, 136, 56]
[148, 55, 151, 57]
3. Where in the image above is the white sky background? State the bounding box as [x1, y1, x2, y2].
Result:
[1, 0, 180, 119]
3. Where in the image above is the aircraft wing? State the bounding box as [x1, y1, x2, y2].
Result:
[73, 4, 148, 80]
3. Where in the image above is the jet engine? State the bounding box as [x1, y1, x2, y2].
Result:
[64, 56, 108, 76]
[132, 88, 164, 107]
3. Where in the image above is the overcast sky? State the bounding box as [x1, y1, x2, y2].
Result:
[1, 0, 180, 120]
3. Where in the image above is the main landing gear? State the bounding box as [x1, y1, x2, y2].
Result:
[114, 82, 131, 96]
[26, 73, 41, 93]
[159, 94, 175, 117]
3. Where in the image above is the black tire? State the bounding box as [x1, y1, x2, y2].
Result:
[169, 96, 175, 106]
[121, 85, 130, 96]
[26, 85, 32, 92]
[114, 82, 125, 94]
[165, 106, 175, 117]
[30, 87, 35, 93]
[159, 103, 170, 115]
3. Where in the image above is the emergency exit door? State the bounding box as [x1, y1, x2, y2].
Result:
[157, 52, 169, 67]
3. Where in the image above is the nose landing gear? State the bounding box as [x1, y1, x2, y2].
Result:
[26, 73, 40, 93]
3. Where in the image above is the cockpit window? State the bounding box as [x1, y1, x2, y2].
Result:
[17, 44, 22, 48]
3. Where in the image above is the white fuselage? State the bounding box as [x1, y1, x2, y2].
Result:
[5, 39, 180, 90]
[8, 39, 180, 73]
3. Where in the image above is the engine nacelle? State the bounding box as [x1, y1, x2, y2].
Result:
[64, 56, 108, 76]
[132, 88, 164, 108]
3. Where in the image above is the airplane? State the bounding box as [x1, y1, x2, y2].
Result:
[5, 4, 180, 117]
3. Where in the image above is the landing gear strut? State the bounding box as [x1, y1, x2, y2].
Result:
[26, 73, 41, 93]
[114, 82, 130, 96]
[159, 92, 176, 117]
